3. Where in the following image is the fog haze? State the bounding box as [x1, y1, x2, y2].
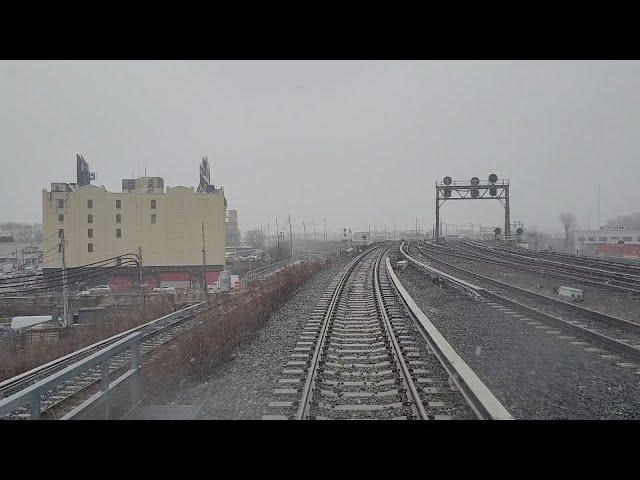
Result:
[2, 60, 639, 234]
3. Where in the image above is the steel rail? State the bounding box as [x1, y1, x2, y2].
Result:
[1, 278, 289, 398]
[385, 255, 512, 420]
[295, 248, 373, 420]
[401, 242, 640, 363]
[373, 249, 428, 420]
[0, 301, 207, 398]
[414, 242, 640, 333]
[476, 241, 640, 274]
[428, 240, 640, 295]
[464, 240, 640, 284]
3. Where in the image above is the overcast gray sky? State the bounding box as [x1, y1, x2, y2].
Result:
[1, 60, 639, 234]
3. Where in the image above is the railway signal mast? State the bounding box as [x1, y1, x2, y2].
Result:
[435, 173, 510, 244]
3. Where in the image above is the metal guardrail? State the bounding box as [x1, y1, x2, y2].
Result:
[0, 302, 205, 399]
[0, 332, 143, 420]
[242, 257, 306, 284]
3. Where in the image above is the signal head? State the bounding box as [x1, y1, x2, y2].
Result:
[470, 177, 480, 186]
[489, 173, 498, 183]
[443, 176, 452, 185]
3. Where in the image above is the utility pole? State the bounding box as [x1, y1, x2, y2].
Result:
[597, 184, 601, 229]
[288, 214, 293, 256]
[201, 220, 207, 295]
[435, 184, 440, 244]
[138, 246, 144, 318]
[303, 221, 307, 246]
[267, 219, 271, 250]
[313, 219, 317, 241]
[323, 217, 326, 242]
[60, 232, 69, 328]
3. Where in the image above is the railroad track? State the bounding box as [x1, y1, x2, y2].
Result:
[421, 240, 640, 295]
[483, 241, 640, 275]
[264, 244, 511, 420]
[0, 290, 267, 419]
[403, 241, 640, 367]
[461, 240, 640, 291]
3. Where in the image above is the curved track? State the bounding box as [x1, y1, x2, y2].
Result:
[265, 245, 511, 420]
[461, 240, 640, 293]
[402, 241, 640, 365]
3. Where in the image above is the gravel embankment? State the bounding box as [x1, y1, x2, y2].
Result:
[394, 257, 640, 419]
[425, 249, 640, 322]
[162, 260, 348, 419]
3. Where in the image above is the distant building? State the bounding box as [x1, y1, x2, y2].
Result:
[42, 155, 227, 289]
[225, 209, 241, 246]
[0, 237, 42, 273]
[574, 226, 640, 260]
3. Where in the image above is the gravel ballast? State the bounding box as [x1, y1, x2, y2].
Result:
[393, 256, 640, 419]
[425, 247, 640, 322]
[156, 259, 349, 419]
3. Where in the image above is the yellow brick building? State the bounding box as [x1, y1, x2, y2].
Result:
[42, 162, 226, 289]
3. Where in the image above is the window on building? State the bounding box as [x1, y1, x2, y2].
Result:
[637, 236, 640, 242]
[151, 214, 157, 224]
[577, 236, 586, 242]
[151, 199, 156, 209]
[88, 243, 94, 253]
[599, 237, 607, 242]
[611, 236, 619, 241]
[87, 199, 93, 209]
[116, 213, 121, 223]
[116, 199, 121, 209]
[57, 199, 64, 209]
[587, 237, 595, 242]
[88, 214, 93, 224]
[623, 236, 632, 241]
[116, 228, 122, 238]
[58, 214, 64, 222]
[88, 228, 93, 238]
[58, 229, 64, 239]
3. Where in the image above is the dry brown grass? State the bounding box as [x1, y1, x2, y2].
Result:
[140, 260, 325, 400]
[0, 300, 171, 382]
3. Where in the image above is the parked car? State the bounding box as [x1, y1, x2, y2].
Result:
[89, 285, 111, 294]
[152, 286, 177, 294]
[76, 290, 91, 297]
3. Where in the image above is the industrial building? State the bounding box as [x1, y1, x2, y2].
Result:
[42, 155, 227, 290]
[574, 227, 640, 260]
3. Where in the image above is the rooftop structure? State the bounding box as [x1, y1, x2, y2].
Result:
[42, 155, 227, 289]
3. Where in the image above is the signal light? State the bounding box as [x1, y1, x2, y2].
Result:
[443, 187, 452, 198]
[516, 227, 523, 235]
[443, 176, 452, 185]
[489, 185, 498, 196]
[471, 188, 479, 198]
[470, 177, 480, 186]
[489, 173, 498, 183]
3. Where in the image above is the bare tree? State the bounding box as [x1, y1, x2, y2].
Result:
[0, 222, 42, 242]
[559, 212, 577, 251]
